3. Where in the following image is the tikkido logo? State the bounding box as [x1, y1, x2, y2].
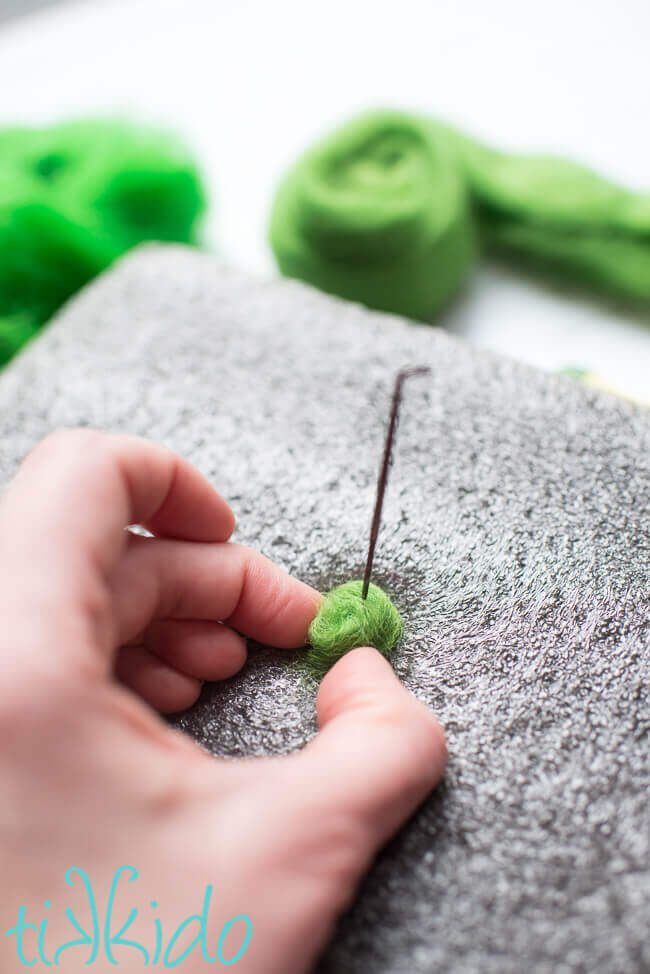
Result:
[5, 866, 252, 967]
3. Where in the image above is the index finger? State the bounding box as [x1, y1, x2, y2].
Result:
[2, 428, 235, 552]
[0, 429, 235, 668]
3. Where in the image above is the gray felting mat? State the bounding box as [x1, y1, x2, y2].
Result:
[0, 245, 648, 973]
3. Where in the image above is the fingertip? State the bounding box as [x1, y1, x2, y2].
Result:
[215, 504, 236, 545]
[316, 646, 400, 727]
[146, 461, 236, 543]
[278, 580, 322, 647]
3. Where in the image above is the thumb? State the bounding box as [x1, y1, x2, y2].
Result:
[290, 646, 447, 857]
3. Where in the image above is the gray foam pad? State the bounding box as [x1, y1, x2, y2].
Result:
[0, 245, 648, 973]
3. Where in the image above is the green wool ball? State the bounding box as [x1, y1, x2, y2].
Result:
[307, 580, 403, 676]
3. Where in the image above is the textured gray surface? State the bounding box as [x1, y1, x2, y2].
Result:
[0, 245, 648, 973]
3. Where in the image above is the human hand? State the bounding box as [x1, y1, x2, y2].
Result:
[0, 430, 446, 973]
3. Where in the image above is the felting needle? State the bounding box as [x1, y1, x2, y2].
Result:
[361, 366, 430, 600]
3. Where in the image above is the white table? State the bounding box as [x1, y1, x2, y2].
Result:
[1, 0, 648, 400]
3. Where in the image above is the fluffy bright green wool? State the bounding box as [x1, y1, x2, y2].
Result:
[307, 580, 403, 675]
[270, 109, 650, 318]
[0, 120, 206, 366]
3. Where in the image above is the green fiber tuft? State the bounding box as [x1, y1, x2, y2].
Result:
[270, 109, 650, 317]
[307, 580, 403, 676]
[0, 119, 206, 367]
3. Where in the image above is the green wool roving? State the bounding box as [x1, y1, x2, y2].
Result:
[307, 580, 403, 675]
[270, 109, 650, 318]
[0, 120, 206, 366]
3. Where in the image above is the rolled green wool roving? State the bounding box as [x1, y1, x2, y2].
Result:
[270, 111, 476, 320]
[0, 119, 206, 366]
[270, 109, 650, 318]
[307, 580, 403, 675]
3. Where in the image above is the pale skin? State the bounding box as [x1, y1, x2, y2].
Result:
[0, 429, 447, 973]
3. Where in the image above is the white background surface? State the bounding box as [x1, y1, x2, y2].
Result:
[0, 0, 648, 399]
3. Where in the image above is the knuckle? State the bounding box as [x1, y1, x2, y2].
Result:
[0, 670, 73, 743]
[288, 802, 367, 910]
[314, 814, 367, 902]
[275, 760, 368, 877]
[253, 570, 295, 632]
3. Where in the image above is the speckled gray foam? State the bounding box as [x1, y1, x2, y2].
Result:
[0, 245, 648, 973]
